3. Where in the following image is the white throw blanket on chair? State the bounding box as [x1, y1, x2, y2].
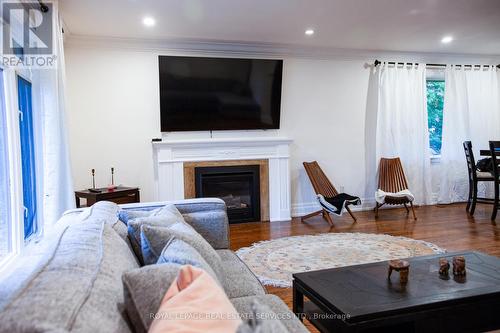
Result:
[375, 189, 415, 204]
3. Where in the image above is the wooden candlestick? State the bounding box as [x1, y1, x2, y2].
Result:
[91, 169, 96, 189]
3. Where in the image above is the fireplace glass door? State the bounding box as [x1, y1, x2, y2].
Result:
[195, 165, 260, 223]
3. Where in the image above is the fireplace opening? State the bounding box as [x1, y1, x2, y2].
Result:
[195, 165, 261, 224]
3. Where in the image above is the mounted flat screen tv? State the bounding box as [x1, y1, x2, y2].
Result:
[159, 56, 283, 131]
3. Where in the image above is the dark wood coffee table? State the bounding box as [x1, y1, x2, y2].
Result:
[293, 251, 500, 333]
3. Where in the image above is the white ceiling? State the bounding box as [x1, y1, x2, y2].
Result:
[60, 0, 500, 56]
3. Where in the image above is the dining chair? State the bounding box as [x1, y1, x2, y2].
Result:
[463, 141, 494, 215]
[489, 141, 500, 220]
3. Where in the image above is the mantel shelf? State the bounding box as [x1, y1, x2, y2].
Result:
[153, 137, 293, 148]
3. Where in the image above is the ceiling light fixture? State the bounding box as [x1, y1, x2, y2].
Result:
[305, 29, 315, 36]
[441, 36, 453, 44]
[143, 17, 156, 27]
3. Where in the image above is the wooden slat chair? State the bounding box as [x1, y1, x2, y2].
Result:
[375, 157, 417, 220]
[302, 161, 357, 225]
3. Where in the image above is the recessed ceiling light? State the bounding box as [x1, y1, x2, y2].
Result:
[305, 29, 315, 36]
[143, 17, 156, 27]
[441, 36, 453, 44]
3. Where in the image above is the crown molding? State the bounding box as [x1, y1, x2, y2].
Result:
[65, 34, 500, 64]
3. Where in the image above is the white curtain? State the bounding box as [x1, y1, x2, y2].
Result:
[32, 6, 75, 226]
[438, 65, 500, 203]
[376, 63, 433, 205]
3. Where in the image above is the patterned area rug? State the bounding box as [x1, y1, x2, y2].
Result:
[236, 233, 446, 288]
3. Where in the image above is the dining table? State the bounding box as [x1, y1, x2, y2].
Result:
[479, 149, 500, 156]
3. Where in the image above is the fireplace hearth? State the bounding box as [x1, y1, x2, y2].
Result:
[195, 165, 261, 223]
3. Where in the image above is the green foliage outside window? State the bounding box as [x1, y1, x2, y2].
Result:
[426, 80, 445, 155]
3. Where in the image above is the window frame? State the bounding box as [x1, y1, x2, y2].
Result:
[0, 66, 38, 274]
[426, 69, 445, 163]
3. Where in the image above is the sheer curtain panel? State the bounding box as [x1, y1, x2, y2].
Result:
[376, 63, 433, 205]
[438, 65, 500, 203]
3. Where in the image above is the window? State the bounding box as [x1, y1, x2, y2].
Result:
[17, 76, 38, 240]
[0, 69, 11, 261]
[426, 80, 445, 155]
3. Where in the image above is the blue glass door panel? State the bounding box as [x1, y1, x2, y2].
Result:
[17, 76, 37, 240]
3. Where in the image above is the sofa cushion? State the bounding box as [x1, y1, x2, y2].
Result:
[71, 224, 140, 332]
[0, 218, 139, 333]
[122, 263, 182, 333]
[149, 265, 242, 333]
[119, 204, 185, 224]
[80, 200, 121, 222]
[231, 295, 309, 333]
[237, 299, 289, 333]
[140, 224, 224, 280]
[127, 204, 186, 263]
[217, 250, 266, 298]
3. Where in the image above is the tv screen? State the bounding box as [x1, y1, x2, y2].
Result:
[159, 56, 283, 132]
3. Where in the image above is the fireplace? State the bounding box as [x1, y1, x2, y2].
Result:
[195, 165, 261, 223]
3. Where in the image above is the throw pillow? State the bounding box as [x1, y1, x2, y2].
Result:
[149, 265, 242, 333]
[140, 224, 224, 280]
[118, 209, 151, 224]
[122, 263, 182, 333]
[142, 235, 218, 284]
[236, 300, 289, 333]
[125, 204, 185, 263]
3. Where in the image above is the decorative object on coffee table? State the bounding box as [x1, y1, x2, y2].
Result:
[453, 255, 466, 276]
[293, 252, 500, 333]
[439, 257, 450, 277]
[75, 186, 140, 208]
[388, 259, 410, 284]
[236, 232, 445, 287]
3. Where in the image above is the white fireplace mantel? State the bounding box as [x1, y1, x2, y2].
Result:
[152, 137, 293, 222]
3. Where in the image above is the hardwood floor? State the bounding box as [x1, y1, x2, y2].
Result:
[229, 203, 500, 332]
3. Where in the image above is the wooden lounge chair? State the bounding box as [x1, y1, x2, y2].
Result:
[302, 161, 358, 225]
[375, 157, 417, 220]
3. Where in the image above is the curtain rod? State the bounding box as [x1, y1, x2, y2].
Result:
[38, 1, 49, 13]
[22, 1, 49, 12]
[374, 59, 500, 69]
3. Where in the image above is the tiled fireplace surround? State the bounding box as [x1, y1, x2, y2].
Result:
[153, 137, 292, 222]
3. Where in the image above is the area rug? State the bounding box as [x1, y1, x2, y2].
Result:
[235, 233, 446, 288]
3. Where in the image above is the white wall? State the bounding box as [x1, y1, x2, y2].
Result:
[65, 41, 495, 215]
[65, 45, 375, 214]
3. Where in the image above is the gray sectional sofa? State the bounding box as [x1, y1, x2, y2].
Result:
[0, 198, 307, 333]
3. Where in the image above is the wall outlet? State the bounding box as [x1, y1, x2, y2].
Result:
[339, 185, 345, 193]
